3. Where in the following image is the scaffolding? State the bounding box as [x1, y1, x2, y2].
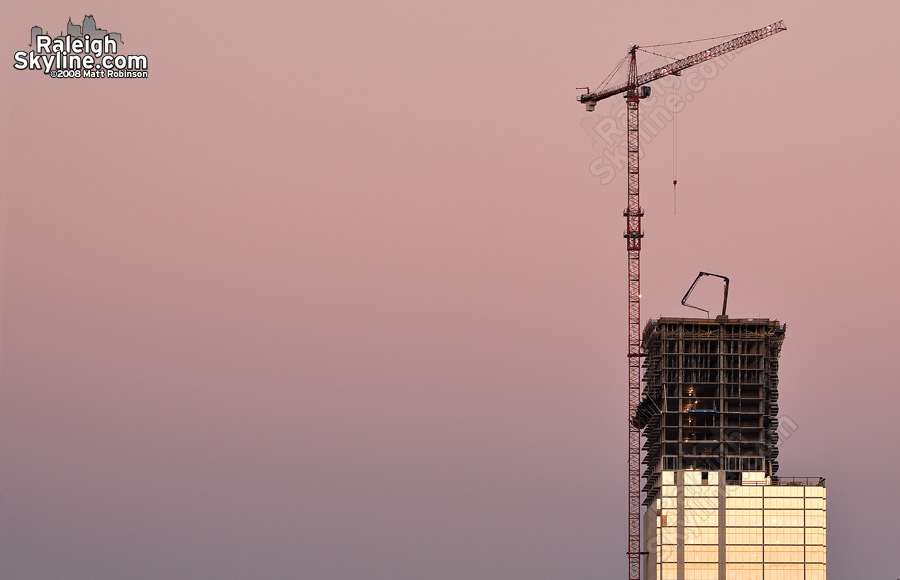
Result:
[638, 317, 786, 505]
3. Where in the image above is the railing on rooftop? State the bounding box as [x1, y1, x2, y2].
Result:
[730, 476, 826, 487]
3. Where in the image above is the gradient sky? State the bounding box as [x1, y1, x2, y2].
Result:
[2, 1, 899, 579]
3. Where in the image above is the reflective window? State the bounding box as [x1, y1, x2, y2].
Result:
[764, 545, 805, 563]
[660, 528, 677, 545]
[806, 497, 825, 510]
[685, 510, 718, 527]
[725, 527, 762, 545]
[685, 497, 717, 510]
[683, 563, 718, 580]
[726, 545, 762, 563]
[685, 545, 718, 563]
[764, 563, 806, 579]
[805, 545, 827, 564]
[764, 529, 804, 545]
[684, 527, 718, 545]
[659, 497, 677, 509]
[765, 509, 804, 527]
[726, 511, 762, 527]
[726, 486, 762, 498]
[806, 510, 825, 528]
[742, 472, 766, 483]
[764, 497, 803, 509]
[726, 497, 762, 509]
[685, 485, 718, 498]
[725, 563, 763, 580]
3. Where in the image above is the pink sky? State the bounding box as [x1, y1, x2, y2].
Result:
[2, 1, 898, 578]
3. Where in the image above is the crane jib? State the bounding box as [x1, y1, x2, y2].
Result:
[578, 20, 785, 105]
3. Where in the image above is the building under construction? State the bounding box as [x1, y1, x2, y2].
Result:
[636, 317, 826, 580]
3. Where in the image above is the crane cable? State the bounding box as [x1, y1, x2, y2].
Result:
[635, 47, 678, 61]
[673, 75, 678, 215]
[634, 46, 680, 213]
[642, 29, 750, 49]
[592, 53, 630, 94]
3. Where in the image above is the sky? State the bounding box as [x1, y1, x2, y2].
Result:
[1, 1, 899, 579]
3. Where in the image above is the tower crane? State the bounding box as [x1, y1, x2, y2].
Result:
[576, 20, 786, 580]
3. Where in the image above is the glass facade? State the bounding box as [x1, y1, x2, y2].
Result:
[647, 470, 826, 580]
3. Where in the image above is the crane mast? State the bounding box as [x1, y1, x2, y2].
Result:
[624, 47, 643, 580]
[576, 20, 786, 580]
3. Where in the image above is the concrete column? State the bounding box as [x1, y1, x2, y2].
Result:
[676, 470, 684, 580]
[718, 470, 726, 580]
